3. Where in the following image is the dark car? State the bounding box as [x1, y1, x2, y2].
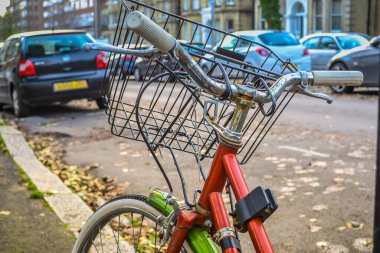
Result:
[118, 43, 151, 79]
[327, 36, 380, 93]
[0, 30, 107, 117]
[132, 42, 210, 81]
[133, 54, 178, 81]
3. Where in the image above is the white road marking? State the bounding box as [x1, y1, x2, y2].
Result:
[278, 145, 330, 158]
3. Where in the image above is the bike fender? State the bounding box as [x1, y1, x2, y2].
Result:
[148, 188, 219, 253]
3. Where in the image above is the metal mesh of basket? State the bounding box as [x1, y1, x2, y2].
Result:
[101, 0, 298, 164]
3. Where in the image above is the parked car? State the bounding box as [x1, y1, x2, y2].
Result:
[327, 36, 380, 93]
[132, 41, 209, 81]
[0, 30, 107, 117]
[118, 43, 151, 78]
[199, 30, 311, 77]
[133, 54, 178, 81]
[300, 33, 369, 70]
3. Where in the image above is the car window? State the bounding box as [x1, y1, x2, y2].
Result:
[5, 39, 21, 60]
[320, 37, 338, 49]
[336, 35, 368, 49]
[303, 37, 320, 49]
[0, 41, 10, 63]
[258, 32, 299, 46]
[25, 33, 93, 58]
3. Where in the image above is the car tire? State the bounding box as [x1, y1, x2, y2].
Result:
[12, 87, 30, 118]
[329, 63, 354, 93]
[95, 97, 107, 110]
[134, 67, 142, 81]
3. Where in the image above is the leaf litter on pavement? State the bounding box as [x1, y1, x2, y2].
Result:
[27, 134, 161, 251]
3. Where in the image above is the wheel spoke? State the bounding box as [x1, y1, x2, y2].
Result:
[74, 196, 187, 253]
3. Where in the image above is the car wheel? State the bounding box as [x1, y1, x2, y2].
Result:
[95, 97, 107, 110]
[12, 87, 30, 118]
[330, 63, 354, 93]
[134, 67, 142, 81]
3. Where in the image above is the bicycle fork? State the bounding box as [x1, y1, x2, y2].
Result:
[166, 144, 275, 253]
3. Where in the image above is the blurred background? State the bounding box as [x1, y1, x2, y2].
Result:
[0, 0, 379, 42]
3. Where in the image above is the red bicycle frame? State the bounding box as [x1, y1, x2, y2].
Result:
[167, 144, 274, 253]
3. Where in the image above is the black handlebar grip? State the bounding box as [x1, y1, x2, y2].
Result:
[126, 11, 176, 53]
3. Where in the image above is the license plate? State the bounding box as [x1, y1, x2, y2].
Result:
[53, 80, 88, 92]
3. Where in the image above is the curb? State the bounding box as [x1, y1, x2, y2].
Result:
[0, 126, 93, 236]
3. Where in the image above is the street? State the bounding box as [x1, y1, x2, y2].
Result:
[6, 84, 376, 252]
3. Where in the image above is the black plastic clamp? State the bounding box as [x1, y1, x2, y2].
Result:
[219, 236, 241, 252]
[235, 186, 278, 232]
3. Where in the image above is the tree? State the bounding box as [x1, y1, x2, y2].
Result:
[260, 0, 282, 30]
[0, 12, 20, 41]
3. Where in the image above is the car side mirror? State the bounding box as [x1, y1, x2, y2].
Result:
[370, 37, 380, 48]
[328, 44, 339, 50]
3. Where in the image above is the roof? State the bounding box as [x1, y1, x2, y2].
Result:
[300, 32, 355, 41]
[7, 30, 87, 40]
[233, 30, 276, 36]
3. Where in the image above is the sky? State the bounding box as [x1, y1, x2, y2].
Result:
[0, 0, 10, 17]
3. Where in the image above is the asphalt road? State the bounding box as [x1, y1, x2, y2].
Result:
[6, 84, 377, 252]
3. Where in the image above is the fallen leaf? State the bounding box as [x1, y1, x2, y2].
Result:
[316, 241, 329, 249]
[346, 221, 364, 230]
[0, 211, 11, 216]
[312, 204, 328, 212]
[323, 185, 345, 194]
[310, 225, 322, 232]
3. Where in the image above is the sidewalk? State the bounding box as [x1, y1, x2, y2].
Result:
[0, 151, 74, 253]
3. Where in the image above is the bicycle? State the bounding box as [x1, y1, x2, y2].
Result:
[72, 1, 363, 252]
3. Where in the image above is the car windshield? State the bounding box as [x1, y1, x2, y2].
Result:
[217, 35, 254, 51]
[25, 33, 93, 57]
[258, 32, 299, 46]
[336, 35, 368, 49]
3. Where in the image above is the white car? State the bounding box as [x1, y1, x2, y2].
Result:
[300, 33, 369, 70]
[199, 30, 311, 78]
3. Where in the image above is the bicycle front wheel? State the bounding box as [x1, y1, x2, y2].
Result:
[72, 195, 193, 253]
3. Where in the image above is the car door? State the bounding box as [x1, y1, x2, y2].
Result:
[318, 36, 340, 69]
[355, 44, 380, 85]
[0, 40, 10, 103]
[2, 39, 21, 103]
[302, 36, 321, 70]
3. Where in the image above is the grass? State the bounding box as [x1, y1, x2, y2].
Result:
[0, 136, 7, 153]
[17, 167, 44, 199]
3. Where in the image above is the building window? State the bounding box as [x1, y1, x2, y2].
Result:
[331, 0, 341, 31]
[192, 23, 201, 42]
[192, 0, 200, 10]
[226, 0, 234, 5]
[226, 19, 234, 33]
[184, 0, 188, 10]
[314, 0, 322, 32]
[215, 19, 221, 42]
[183, 22, 189, 41]
[259, 7, 267, 29]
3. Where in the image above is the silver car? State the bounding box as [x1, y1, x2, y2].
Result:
[300, 33, 369, 70]
[327, 36, 380, 93]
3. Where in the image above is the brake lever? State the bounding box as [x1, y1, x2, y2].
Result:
[289, 84, 333, 104]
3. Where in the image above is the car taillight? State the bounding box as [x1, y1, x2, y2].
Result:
[256, 47, 270, 57]
[302, 47, 309, 56]
[96, 52, 108, 69]
[19, 59, 36, 77]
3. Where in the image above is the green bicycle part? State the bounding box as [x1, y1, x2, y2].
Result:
[147, 188, 220, 253]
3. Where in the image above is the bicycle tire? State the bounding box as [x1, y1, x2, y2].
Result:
[72, 195, 193, 253]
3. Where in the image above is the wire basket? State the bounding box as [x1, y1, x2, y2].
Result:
[101, 0, 298, 165]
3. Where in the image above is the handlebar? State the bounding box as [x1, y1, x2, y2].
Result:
[89, 10, 364, 104]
